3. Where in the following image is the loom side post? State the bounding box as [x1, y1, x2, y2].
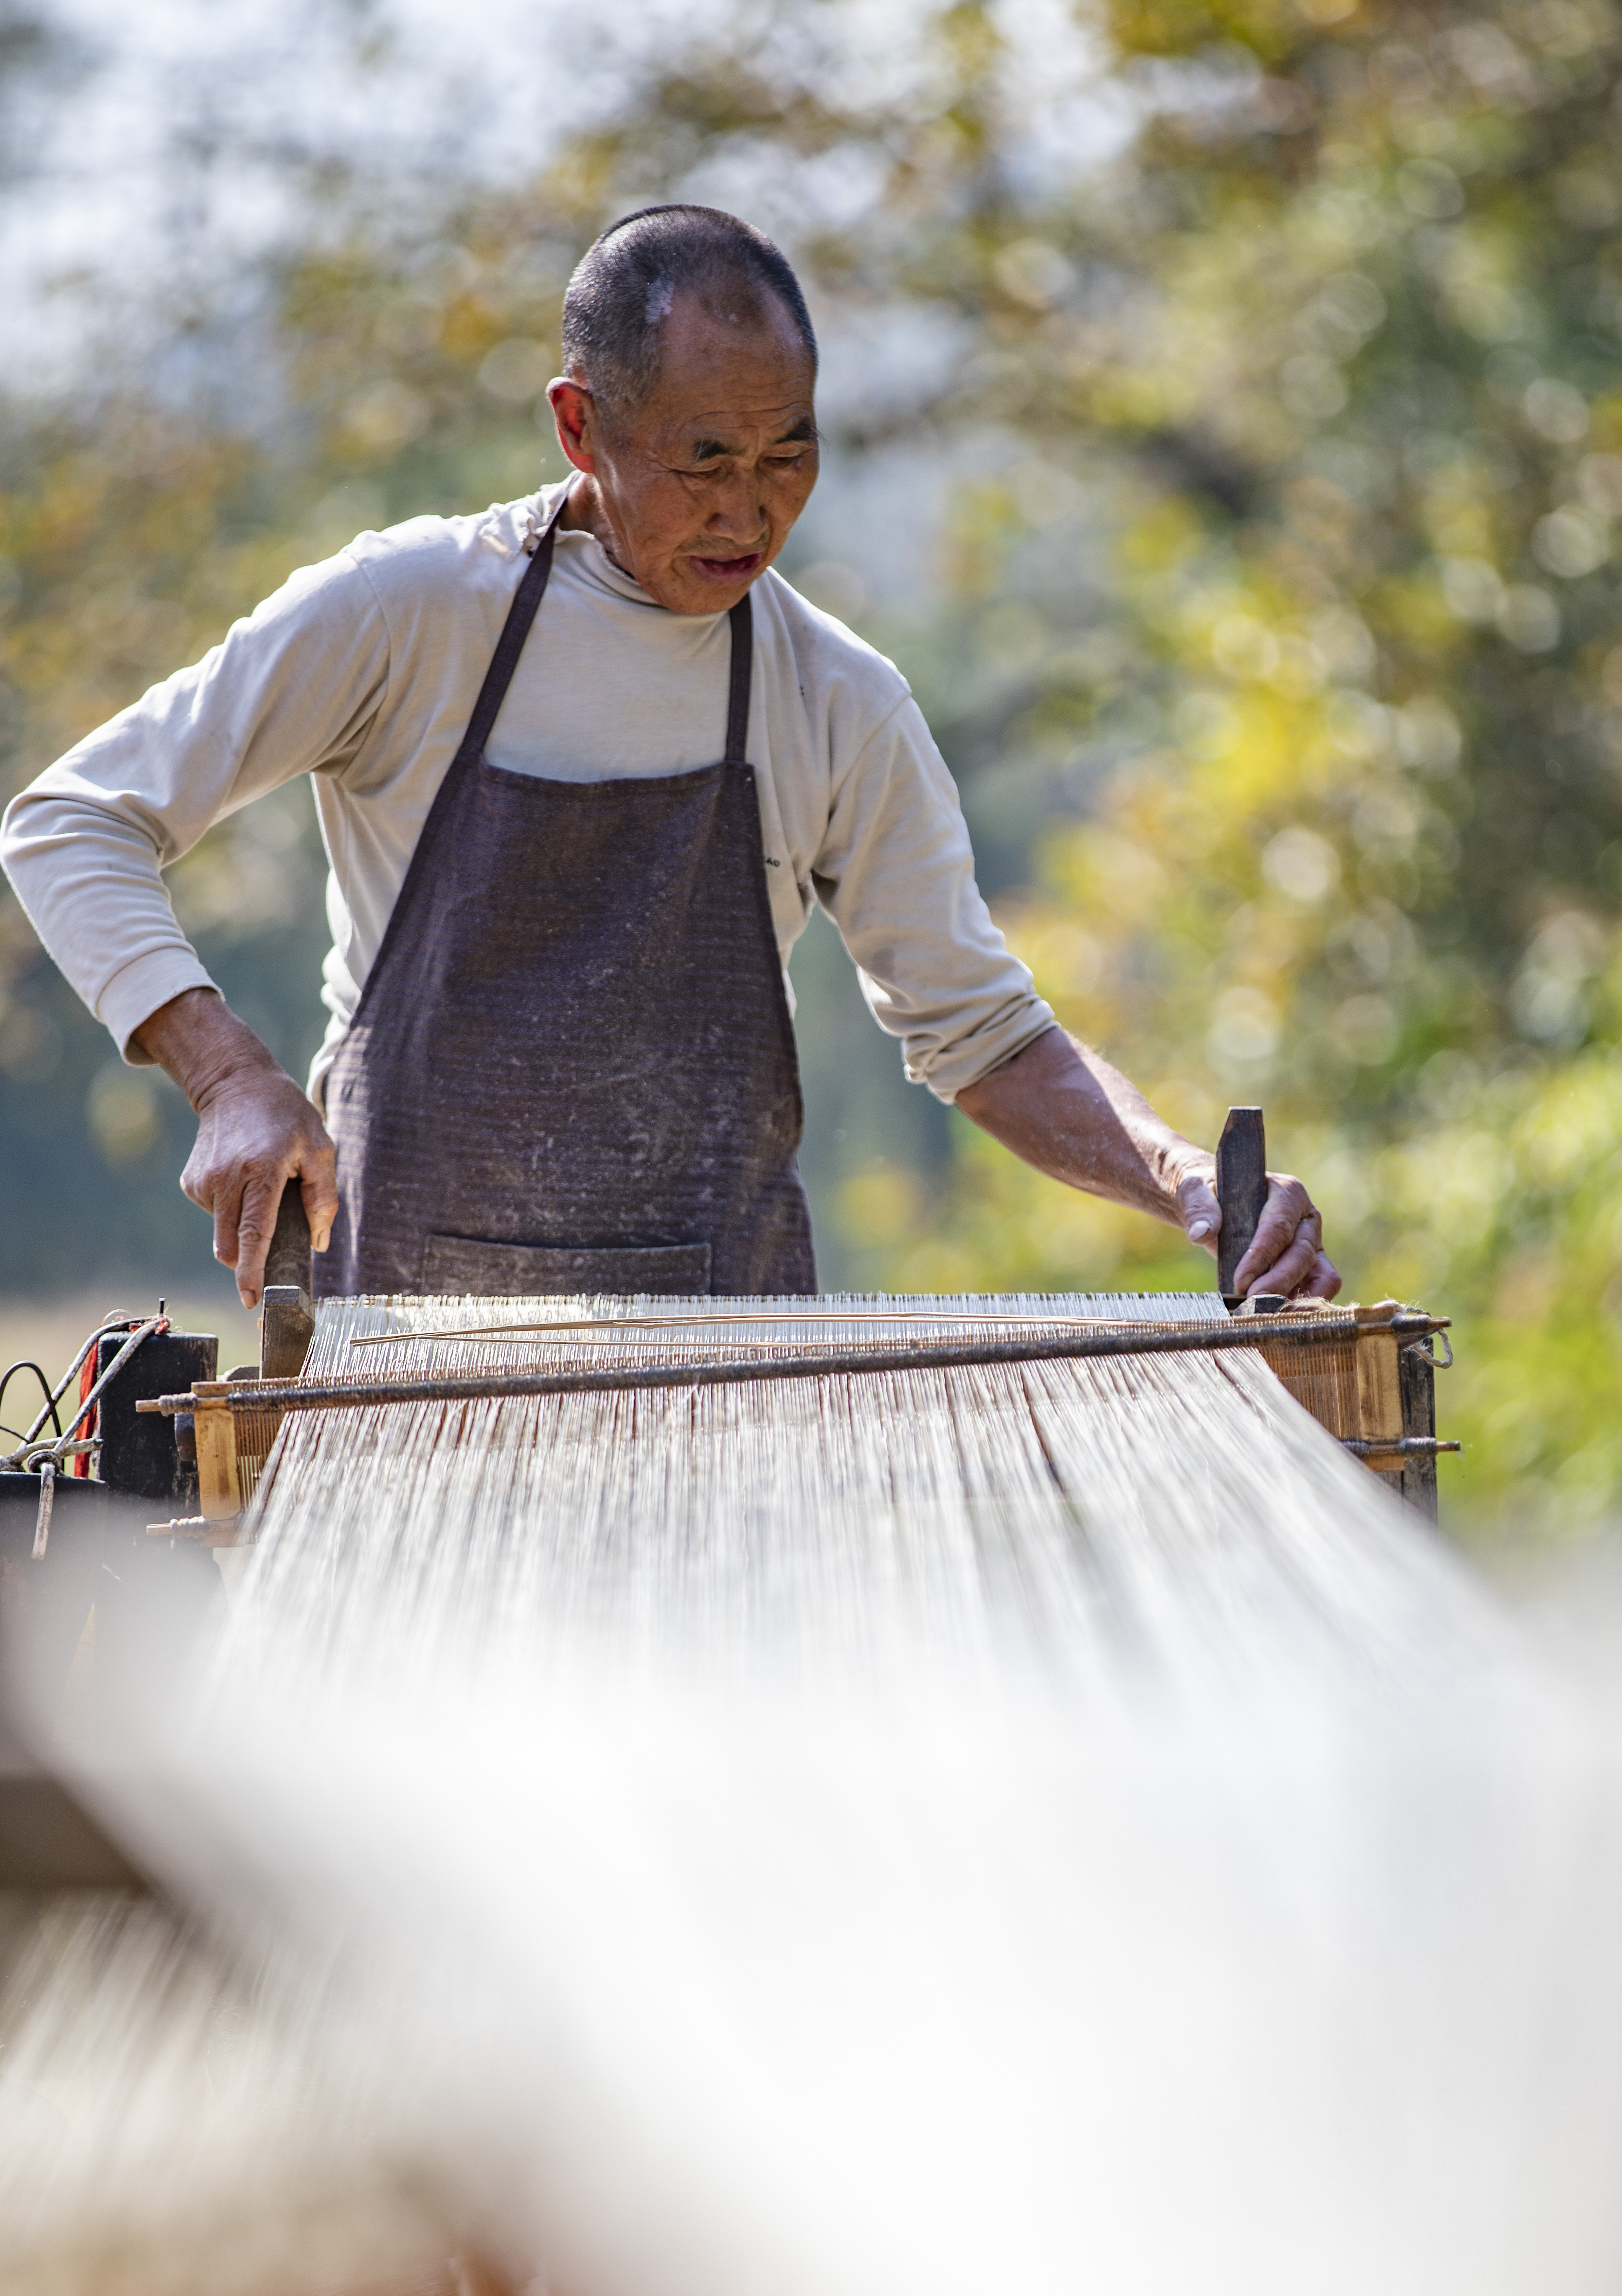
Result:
[1353, 1302, 1405, 1499]
[1211, 1104, 1451, 1516]
[192, 1386, 242, 1520]
[1397, 1341, 1440, 1524]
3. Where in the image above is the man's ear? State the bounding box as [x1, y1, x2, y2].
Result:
[547, 379, 598, 475]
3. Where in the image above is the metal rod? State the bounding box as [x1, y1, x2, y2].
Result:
[354, 1319, 1151, 1354]
[137, 1309, 1450, 1417]
[14, 1314, 136, 1453]
[58, 1316, 169, 1446]
[31, 1461, 53, 1561]
[349, 1309, 1158, 1350]
[1340, 1436, 1463, 1459]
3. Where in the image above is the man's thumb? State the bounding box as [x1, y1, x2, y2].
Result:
[1182, 1184, 1222, 1247]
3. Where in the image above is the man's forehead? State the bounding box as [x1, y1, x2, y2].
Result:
[658, 387, 815, 438]
[646, 294, 815, 432]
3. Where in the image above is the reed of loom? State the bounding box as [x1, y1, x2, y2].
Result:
[148, 1108, 1455, 1534]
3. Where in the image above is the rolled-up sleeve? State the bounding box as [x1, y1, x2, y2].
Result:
[811, 695, 1054, 1102]
[0, 553, 389, 1062]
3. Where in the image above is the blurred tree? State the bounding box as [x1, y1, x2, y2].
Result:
[1, 0, 1618, 1529]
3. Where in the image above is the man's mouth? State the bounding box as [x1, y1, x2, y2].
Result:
[689, 549, 764, 581]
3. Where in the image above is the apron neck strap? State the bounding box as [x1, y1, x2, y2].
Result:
[459, 489, 571, 762]
[462, 488, 757, 768]
[724, 592, 753, 765]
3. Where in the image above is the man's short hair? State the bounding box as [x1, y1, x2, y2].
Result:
[561, 205, 817, 423]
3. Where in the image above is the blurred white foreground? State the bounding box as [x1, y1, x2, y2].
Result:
[3, 1294, 1620, 2296]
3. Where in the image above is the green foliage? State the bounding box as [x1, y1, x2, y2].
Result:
[954, 0, 1622, 1533]
[0, 0, 1618, 1529]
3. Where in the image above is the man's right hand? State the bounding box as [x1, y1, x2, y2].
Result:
[131, 987, 338, 1308]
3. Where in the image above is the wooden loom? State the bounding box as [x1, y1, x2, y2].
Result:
[0, 1102, 1456, 1892]
[140, 1106, 1454, 1535]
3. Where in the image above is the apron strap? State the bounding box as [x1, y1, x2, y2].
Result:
[458, 492, 570, 762]
[463, 489, 757, 768]
[724, 594, 754, 765]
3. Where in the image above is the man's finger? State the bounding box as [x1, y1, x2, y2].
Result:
[299, 1150, 340, 1258]
[211, 1173, 242, 1273]
[1242, 1230, 1322, 1298]
[233, 1169, 283, 1309]
[1240, 1230, 1314, 1304]
[1232, 1180, 1315, 1296]
[1300, 1251, 1342, 1301]
[1178, 1176, 1222, 1254]
[178, 1135, 220, 1216]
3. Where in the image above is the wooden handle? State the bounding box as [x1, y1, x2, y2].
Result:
[260, 1179, 315, 1381]
[1215, 1105, 1268, 1302]
[263, 1177, 313, 1294]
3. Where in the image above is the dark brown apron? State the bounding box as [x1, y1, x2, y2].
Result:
[319, 497, 816, 1299]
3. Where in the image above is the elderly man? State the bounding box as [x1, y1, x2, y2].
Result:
[1, 205, 1337, 1308]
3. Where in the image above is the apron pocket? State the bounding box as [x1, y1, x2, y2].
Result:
[422, 1234, 713, 1297]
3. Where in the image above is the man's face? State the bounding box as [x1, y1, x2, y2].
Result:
[549, 291, 819, 615]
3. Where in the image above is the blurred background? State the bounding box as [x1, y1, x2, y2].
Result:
[0, 0, 1618, 1536]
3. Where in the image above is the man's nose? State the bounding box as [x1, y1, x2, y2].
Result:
[704, 467, 768, 540]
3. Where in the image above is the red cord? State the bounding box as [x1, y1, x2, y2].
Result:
[70, 1341, 101, 1476]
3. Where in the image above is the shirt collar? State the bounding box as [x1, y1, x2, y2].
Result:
[530, 478, 728, 620]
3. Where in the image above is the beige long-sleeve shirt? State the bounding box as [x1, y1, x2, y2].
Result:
[0, 481, 1052, 1106]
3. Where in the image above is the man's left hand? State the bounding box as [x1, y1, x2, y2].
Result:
[1174, 1166, 1340, 1301]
